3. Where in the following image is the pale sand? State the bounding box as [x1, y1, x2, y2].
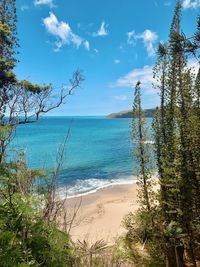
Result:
[64, 182, 140, 244]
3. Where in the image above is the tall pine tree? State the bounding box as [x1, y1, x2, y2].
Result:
[0, 0, 18, 117]
[153, 0, 200, 265]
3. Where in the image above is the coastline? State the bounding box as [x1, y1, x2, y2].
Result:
[57, 175, 138, 199]
[62, 182, 140, 244]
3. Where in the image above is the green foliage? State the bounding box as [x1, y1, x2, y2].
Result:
[152, 0, 200, 266]
[127, 1, 200, 266]
[131, 81, 155, 213]
[128, 79, 164, 266]
[0, 124, 13, 138]
[123, 210, 165, 267]
[1, 0, 200, 266]
[0, 1, 92, 267]
[0, 0, 18, 86]
[17, 80, 51, 94]
[0, 159, 75, 266]
[0, 0, 83, 165]
[73, 238, 136, 267]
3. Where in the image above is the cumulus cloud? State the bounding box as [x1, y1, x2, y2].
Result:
[183, 0, 200, 9]
[114, 95, 128, 101]
[113, 58, 199, 93]
[43, 12, 89, 51]
[93, 21, 108, 37]
[111, 65, 159, 108]
[34, 0, 54, 7]
[138, 29, 158, 57]
[114, 65, 154, 93]
[127, 29, 158, 57]
[110, 59, 199, 111]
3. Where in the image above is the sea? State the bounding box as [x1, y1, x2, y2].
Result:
[10, 116, 152, 198]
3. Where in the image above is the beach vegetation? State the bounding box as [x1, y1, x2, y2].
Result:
[126, 1, 200, 266]
[0, 0, 200, 266]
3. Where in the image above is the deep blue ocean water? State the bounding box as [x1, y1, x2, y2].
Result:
[10, 116, 148, 197]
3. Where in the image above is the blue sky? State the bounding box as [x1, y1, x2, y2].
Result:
[16, 0, 198, 115]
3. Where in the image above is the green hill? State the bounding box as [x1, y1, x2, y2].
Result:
[107, 108, 156, 118]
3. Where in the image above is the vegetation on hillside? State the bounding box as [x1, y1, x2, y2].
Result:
[0, 0, 200, 266]
[107, 108, 155, 118]
[126, 1, 200, 266]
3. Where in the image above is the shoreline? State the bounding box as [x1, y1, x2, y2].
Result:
[66, 180, 137, 199]
[57, 175, 138, 200]
[62, 182, 141, 244]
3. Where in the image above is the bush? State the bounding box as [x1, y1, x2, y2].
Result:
[123, 210, 165, 267]
[0, 160, 75, 266]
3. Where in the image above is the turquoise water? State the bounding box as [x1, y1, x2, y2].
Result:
[11, 116, 141, 197]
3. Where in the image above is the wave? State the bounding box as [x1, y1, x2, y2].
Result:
[132, 140, 154, 144]
[144, 140, 154, 144]
[56, 175, 137, 199]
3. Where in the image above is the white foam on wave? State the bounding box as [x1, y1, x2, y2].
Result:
[144, 140, 154, 144]
[132, 140, 154, 144]
[56, 176, 137, 199]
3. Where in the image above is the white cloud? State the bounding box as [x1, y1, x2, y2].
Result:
[34, 0, 54, 7]
[114, 95, 128, 101]
[93, 21, 108, 37]
[127, 30, 135, 45]
[110, 59, 199, 111]
[127, 29, 158, 57]
[111, 65, 158, 108]
[84, 40, 90, 51]
[113, 58, 199, 92]
[94, 48, 99, 53]
[138, 29, 158, 57]
[183, 0, 200, 9]
[113, 65, 154, 93]
[114, 59, 120, 64]
[70, 34, 83, 48]
[43, 12, 89, 51]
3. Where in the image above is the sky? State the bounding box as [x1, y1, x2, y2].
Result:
[16, 0, 198, 116]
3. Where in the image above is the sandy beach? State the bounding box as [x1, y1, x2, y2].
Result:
[63, 181, 140, 244]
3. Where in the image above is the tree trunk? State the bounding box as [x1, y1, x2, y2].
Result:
[175, 245, 185, 267]
[166, 246, 184, 267]
[166, 247, 177, 267]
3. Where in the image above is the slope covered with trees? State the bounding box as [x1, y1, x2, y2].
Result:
[0, 0, 200, 266]
[107, 108, 156, 118]
[126, 1, 200, 266]
[0, 0, 83, 265]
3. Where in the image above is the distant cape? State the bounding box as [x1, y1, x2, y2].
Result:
[106, 108, 156, 118]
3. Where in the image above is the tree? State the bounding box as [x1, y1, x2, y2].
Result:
[0, 0, 84, 163]
[153, 43, 169, 221]
[152, 1, 188, 265]
[0, 155, 77, 266]
[0, 0, 18, 122]
[125, 81, 165, 266]
[152, 1, 200, 265]
[0, 3, 85, 263]
[131, 81, 154, 213]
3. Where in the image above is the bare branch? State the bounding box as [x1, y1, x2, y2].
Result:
[35, 70, 84, 120]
